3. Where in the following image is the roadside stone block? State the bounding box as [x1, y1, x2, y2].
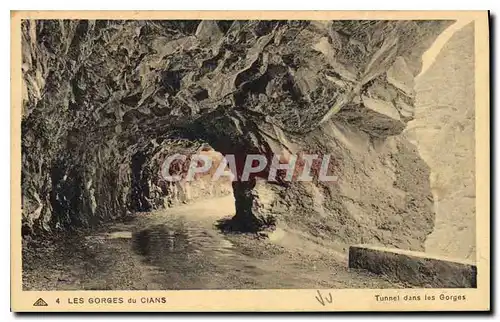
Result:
[348, 245, 477, 288]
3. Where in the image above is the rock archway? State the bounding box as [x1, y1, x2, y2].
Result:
[22, 19, 452, 251]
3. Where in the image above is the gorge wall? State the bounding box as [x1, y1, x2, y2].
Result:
[406, 22, 476, 261]
[21, 19, 453, 252]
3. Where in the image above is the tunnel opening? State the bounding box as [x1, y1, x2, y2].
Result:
[128, 140, 242, 226]
[127, 126, 283, 234]
[160, 144, 235, 207]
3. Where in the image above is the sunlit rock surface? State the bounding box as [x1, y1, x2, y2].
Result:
[407, 23, 475, 260]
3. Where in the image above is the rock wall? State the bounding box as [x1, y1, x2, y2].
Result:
[406, 23, 476, 260]
[241, 121, 435, 251]
[21, 19, 452, 251]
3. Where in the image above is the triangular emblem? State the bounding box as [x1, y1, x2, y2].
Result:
[33, 298, 48, 307]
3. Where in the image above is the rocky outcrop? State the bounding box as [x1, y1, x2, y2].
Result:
[21, 19, 452, 251]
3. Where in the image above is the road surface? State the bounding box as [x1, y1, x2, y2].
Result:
[23, 196, 402, 290]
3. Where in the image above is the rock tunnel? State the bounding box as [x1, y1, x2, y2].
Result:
[21, 19, 455, 252]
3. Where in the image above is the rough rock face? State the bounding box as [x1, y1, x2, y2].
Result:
[407, 23, 476, 260]
[21, 19, 452, 251]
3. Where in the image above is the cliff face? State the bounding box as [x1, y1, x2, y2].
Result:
[21, 19, 452, 251]
[407, 23, 475, 260]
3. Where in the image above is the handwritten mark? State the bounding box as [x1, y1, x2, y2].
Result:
[315, 290, 333, 306]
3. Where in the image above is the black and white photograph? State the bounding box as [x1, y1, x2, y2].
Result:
[9, 10, 490, 312]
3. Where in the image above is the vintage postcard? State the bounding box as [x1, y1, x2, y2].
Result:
[11, 10, 490, 312]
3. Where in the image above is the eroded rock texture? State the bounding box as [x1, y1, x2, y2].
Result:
[408, 23, 476, 260]
[21, 19, 452, 251]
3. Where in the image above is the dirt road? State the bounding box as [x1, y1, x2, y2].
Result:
[23, 196, 402, 290]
